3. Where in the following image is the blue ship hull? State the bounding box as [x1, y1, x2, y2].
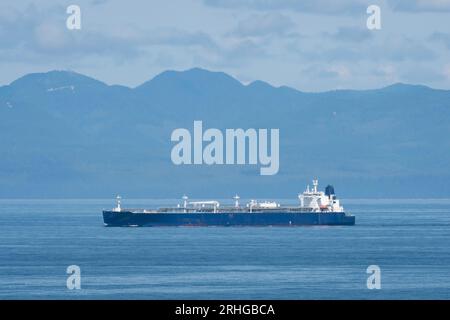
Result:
[102, 211, 355, 227]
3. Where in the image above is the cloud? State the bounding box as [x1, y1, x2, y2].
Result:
[230, 13, 295, 37]
[444, 65, 450, 79]
[90, 0, 109, 5]
[293, 35, 436, 63]
[204, 0, 369, 14]
[0, 4, 219, 64]
[0, 3, 271, 75]
[372, 64, 397, 78]
[302, 65, 352, 80]
[34, 22, 67, 49]
[149, 29, 218, 49]
[399, 65, 446, 83]
[226, 39, 269, 59]
[325, 26, 374, 42]
[430, 32, 450, 49]
[378, 38, 436, 62]
[194, 38, 270, 68]
[0, 4, 43, 49]
[205, 0, 450, 14]
[387, 0, 450, 12]
[0, 4, 140, 62]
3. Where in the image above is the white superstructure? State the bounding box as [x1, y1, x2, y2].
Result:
[298, 179, 343, 212]
[113, 195, 122, 212]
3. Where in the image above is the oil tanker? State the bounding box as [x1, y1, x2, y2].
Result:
[102, 180, 355, 227]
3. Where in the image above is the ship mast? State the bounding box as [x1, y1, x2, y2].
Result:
[233, 194, 240, 208]
[313, 179, 318, 193]
[114, 195, 122, 212]
[182, 195, 188, 212]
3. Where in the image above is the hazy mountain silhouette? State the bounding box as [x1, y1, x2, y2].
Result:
[1, 68, 449, 198]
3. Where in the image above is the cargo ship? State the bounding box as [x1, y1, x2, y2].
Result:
[102, 180, 355, 227]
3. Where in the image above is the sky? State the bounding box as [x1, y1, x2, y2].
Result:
[0, 0, 450, 91]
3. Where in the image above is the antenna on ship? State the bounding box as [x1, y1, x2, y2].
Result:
[313, 179, 318, 193]
[233, 194, 240, 208]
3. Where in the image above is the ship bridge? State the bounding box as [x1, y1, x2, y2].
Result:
[299, 179, 344, 212]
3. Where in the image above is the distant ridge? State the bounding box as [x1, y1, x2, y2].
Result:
[1, 68, 449, 198]
[4, 68, 446, 94]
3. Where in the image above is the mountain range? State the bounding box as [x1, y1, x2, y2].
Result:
[1, 68, 450, 198]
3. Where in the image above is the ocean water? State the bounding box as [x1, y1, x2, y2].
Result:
[0, 198, 449, 300]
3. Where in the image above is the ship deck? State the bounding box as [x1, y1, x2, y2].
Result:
[114, 207, 340, 214]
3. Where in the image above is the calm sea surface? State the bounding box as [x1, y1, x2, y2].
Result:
[0, 198, 449, 299]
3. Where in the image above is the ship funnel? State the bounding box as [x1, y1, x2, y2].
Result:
[325, 185, 335, 198]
